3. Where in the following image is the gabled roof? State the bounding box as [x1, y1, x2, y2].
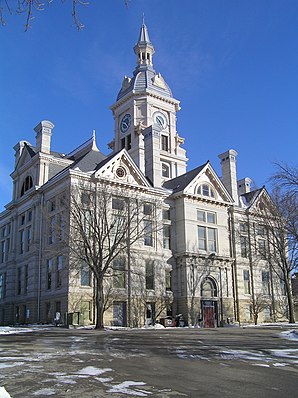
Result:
[71, 149, 106, 173]
[240, 188, 263, 207]
[163, 163, 208, 193]
[93, 148, 151, 188]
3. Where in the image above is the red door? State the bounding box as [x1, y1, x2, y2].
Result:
[203, 306, 215, 328]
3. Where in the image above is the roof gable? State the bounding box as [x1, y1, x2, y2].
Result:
[164, 162, 233, 203]
[93, 149, 151, 188]
[15, 143, 36, 170]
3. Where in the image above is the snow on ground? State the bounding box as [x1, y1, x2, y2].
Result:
[0, 387, 11, 398]
[279, 329, 298, 340]
[0, 325, 50, 335]
[107, 381, 152, 397]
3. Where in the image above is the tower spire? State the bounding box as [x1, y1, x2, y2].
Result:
[134, 18, 155, 68]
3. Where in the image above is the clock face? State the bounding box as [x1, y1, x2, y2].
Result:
[153, 112, 167, 129]
[120, 113, 131, 133]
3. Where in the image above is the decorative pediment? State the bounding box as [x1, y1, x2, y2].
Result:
[16, 145, 35, 170]
[93, 149, 151, 188]
[184, 162, 233, 203]
[243, 186, 273, 212]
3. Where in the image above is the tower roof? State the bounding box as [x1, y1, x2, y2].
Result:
[137, 18, 151, 44]
[116, 20, 173, 101]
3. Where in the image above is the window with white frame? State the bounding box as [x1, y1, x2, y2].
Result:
[198, 226, 217, 252]
[262, 271, 270, 295]
[113, 258, 126, 289]
[145, 260, 154, 290]
[161, 162, 170, 178]
[197, 210, 216, 224]
[163, 225, 171, 249]
[243, 270, 250, 294]
[197, 184, 215, 198]
[80, 265, 91, 286]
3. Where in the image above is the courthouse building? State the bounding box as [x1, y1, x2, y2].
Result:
[0, 22, 288, 327]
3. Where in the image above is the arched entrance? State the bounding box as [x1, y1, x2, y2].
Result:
[201, 277, 218, 328]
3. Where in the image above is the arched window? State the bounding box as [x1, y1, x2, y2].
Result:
[197, 184, 215, 198]
[20, 176, 33, 197]
[201, 278, 217, 298]
[161, 163, 170, 178]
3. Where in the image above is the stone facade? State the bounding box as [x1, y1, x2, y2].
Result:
[0, 21, 289, 327]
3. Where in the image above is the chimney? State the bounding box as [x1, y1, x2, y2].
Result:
[218, 149, 238, 204]
[237, 177, 252, 196]
[34, 120, 54, 154]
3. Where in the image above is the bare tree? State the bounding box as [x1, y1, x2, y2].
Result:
[0, 0, 129, 31]
[271, 163, 298, 196]
[249, 293, 270, 325]
[64, 178, 163, 329]
[254, 190, 297, 323]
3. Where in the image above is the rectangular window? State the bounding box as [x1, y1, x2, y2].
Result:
[161, 135, 169, 151]
[113, 258, 126, 289]
[26, 226, 32, 252]
[80, 265, 91, 286]
[240, 236, 248, 258]
[262, 271, 270, 295]
[20, 230, 25, 254]
[257, 225, 266, 236]
[127, 134, 131, 150]
[146, 261, 154, 290]
[47, 258, 53, 290]
[81, 301, 92, 322]
[165, 270, 171, 291]
[198, 226, 217, 252]
[197, 210, 216, 224]
[17, 267, 22, 295]
[163, 225, 171, 249]
[258, 239, 266, 259]
[263, 306, 271, 321]
[245, 305, 251, 321]
[24, 265, 28, 294]
[56, 255, 63, 288]
[207, 212, 216, 224]
[0, 241, 5, 263]
[144, 203, 153, 216]
[240, 222, 248, 233]
[0, 273, 6, 299]
[198, 226, 207, 250]
[48, 216, 55, 245]
[243, 270, 250, 294]
[121, 138, 125, 149]
[112, 197, 125, 210]
[162, 209, 170, 220]
[207, 228, 217, 251]
[197, 210, 205, 222]
[144, 220, 153, 246]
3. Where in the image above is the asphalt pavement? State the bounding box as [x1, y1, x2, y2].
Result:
[0, 325, 297, 397]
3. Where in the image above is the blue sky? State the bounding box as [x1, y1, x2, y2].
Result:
[1, 0, 297, 210]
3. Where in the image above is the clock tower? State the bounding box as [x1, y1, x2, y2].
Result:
[110, 19, 187, 187]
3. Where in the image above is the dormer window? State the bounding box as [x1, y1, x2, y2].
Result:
[20, 176, 33, 197]
[197, 184, 215, 199]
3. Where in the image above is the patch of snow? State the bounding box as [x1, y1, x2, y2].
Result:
[95, 377, 114, 383]
[33, 388, 56, 396]
[219, 350, 269, 361]
[0, 325, 50, 335]
[142, 324, 165, 329]
[252, 363, 270, 367]
[279, 330, 298, 340]
[0, 362, 25, 369]
[107, 381, 151, 397]
[270, 349, 298, 359]
[272, 363, 288, 367]
[76, 366, 113, 376]
[0, 387, 11, 398]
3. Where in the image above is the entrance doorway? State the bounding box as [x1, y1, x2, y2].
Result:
[201, 277, 219, 328]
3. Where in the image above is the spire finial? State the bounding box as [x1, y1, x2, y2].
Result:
[142, 13, 145, 25]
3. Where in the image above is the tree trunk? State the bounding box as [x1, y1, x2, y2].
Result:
[285, 276, 295, 323]
[95, 276, 105, 329]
